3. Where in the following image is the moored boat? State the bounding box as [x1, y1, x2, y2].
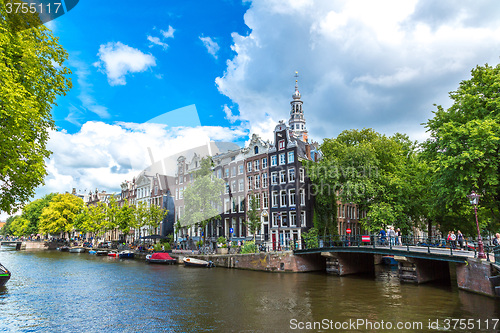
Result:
[118, 250, 134, 259]
[0, 263, 11, 287]
[89, 250, 97, 255]
[96, 250, 108, 256]
[183, 257, 214, 268]
[69, 247, 86, 253]
[382, 255, 398, 266]
[108, 251, 118, 257]
[146, 252, 176, 264]
[58, 246, 70, 252]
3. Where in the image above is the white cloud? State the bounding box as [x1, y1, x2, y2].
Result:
[216, 0, 500, 142]
[161, 25, 175, 39]
[36, 121, 246, 199]
[147, 36, 169, 50]
[223, 105, 240, 123]
[199, 36, 220, 59]
[94, 42, 156, 86]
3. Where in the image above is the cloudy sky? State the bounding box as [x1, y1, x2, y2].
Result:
[4, 0, 500, 219]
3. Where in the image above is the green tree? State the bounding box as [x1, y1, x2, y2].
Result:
[134, 201, 149, 243]
[245, 194, 261, 243]
[38, 193, 83, 237]
[180, 157, 225, 243]
[20, 193, 57, 236]
[9, 215, 29, 237]
[116, 200, 135, 242]
[147, 203, 167, 241]
[0, 3, 72, 214]
[423, 63, 500, 234]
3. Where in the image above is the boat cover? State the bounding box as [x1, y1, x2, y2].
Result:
[150, 252, 174, 260]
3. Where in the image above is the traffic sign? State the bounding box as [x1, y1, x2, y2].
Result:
[229, 227, 234, 234]
[346, 228, 352, 234]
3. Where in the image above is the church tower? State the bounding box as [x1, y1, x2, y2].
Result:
[288, 72, 308, 142]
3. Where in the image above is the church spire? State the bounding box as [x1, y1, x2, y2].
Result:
[288, 71, 308, 142]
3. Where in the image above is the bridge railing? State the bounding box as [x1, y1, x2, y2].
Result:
[294, 235, 495, 261]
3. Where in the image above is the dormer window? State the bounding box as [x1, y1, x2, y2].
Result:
[254, 146, 259, 154]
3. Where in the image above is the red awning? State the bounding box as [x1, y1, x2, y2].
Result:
[151, 252, 174, 260]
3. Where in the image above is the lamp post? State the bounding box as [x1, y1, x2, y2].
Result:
[467, 191, 486, 259]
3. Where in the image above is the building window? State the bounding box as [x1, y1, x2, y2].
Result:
[262, 192, 269, 209]
[225, 182, 229, 194]
[278, 139, 285, 150]
[289, 189, 296, 206]
[290, 212, 297, 227]
[232, 197, 237, 213]
[217, 169, 222, 179]
[175, 188, 179, 200]
[224, 198, 230, 213]
[262, 173, 268, 188]
[272, 212, 279, 227]
[238, 164, 244, 174]
[239, 179, 244, 192]
[300, 211, 306, 227]
[262, 157, 268, 169]
[247, 176, 253, 190]
[254, 146, 259, 154]
[239, 196, 245, 212]
[300, 189, 305, 206]
[279, 170, 286, 184]
[271, 172, 278, 185]
[225, 168, 229, 178]
[255, 174, 260, 189]
[288, 151, 294, 163]
[280, 190, 287, 207]
[231, 180, 236, 192]
[179, 188, 184, 199]
[272, 191, 279, 207]
[247, 162, 252, 173]
[288, 168, 295, 182]
[254, 159, 259, 171]
[271, 155, 277, 167]
[232, 166, 236, 177]
[255, 194, 261, 208]
[279, 153, 286, 165]
[299, 168, 305, 182]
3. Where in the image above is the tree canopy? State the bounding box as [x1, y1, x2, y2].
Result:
[38, 193, 83, 236]
[422, 63, 500, 234]
[0, 2, 72, 214]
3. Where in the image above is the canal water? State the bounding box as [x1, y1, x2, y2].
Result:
[0, 249, 499, 332]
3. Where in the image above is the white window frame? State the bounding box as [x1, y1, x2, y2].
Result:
[279, 170, 286, 184]
[288, 168, 295, 182]
[289, 189, 296, 207]
[279, 153, 286, 165]
[280, 190, 287, 207]
[255, 174, 260, 189]
[262, 192, 269, 209]
[254, 160, 259, 171]
[271, 155, 277, 167]
[238, 164, 244, 175]
[247, 176, 253, 190]
[300, 188, 305, 206]
[272, 191, 279, 208]
[290, 211, 297, 227]
[271, 172, 278, 185]
[247, 162, 252, 173]
[239, 179, 244, 192]
[262, 173, 268, 188]
[262, 157, 268, 169]
[299, 168, 305, 182]
[288, 151, 294, 163]
[300, 211, 306, 227]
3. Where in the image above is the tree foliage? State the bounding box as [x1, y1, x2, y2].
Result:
[38, 193, 83, 236]
[422, 63, 500, 234]
[180, 157, 225, 231]
[245, 194, 261, 242]
[0, 3, 72, 213]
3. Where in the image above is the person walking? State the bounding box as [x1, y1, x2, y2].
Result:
[378, 228, 387, 245]
[389, 227, 396, 246]
[450, 231, 457, 249]
[396, 228, 402, 245]
[457, 230, 464, 250]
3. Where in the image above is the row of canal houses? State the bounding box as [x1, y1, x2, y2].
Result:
[81, 80, 365, 249]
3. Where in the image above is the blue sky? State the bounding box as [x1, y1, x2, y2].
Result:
[4, 0, 500, 219]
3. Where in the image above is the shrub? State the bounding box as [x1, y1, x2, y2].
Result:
[303, 227, 319, 249]
[217, 236, 227, 244]
[241, 241, 257, 254]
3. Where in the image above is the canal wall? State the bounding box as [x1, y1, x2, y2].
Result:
[456, 259, 496, 297]
[176, 251, 325, 272]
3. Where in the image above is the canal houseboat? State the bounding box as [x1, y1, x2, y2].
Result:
[0, 263, 11, 287]
[118, 250, 134, 259]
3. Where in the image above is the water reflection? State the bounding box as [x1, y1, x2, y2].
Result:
[0, 249, 498, 332]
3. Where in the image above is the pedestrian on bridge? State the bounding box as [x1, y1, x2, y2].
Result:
[378, 228, 387, 245]
[388, 227, 396, 246]
[450, 231, 457, 249]
[457, 230, 464, 249]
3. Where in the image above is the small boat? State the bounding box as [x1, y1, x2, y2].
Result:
[89, 250, 97, 255]
[96, 250, 108, 256]
[183, 257, 214, 268]
[146, 252, 176, 264]
[108, 251, 118, 257]
[382, 255, 398, 266]
[118, 250, 134, 259]
[58, 246, 70, 252]
[0, 263, 11, 287]
[69, 247, 86, 253]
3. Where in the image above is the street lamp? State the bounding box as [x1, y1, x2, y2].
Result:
[467, 190, 486, 259]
